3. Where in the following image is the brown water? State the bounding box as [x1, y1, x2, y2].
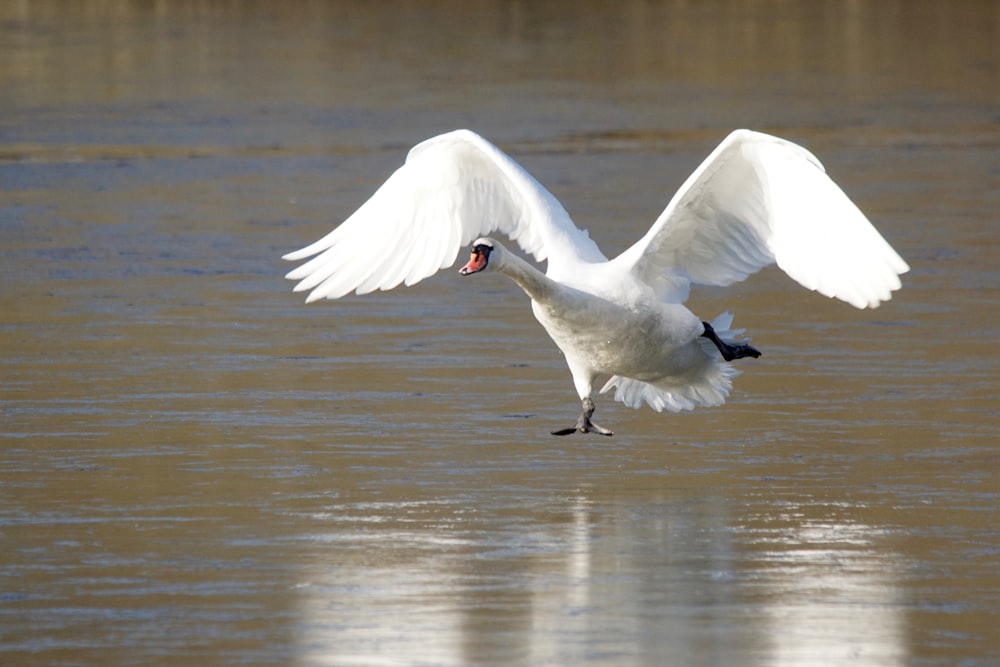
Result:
[2, 2, 998, 665]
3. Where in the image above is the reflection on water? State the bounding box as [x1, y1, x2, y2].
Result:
[2, 1, 999, 666]
[756, 521, 905, 666]
[291, 492, 911, 665]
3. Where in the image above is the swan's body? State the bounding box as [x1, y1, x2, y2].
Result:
[284, 129, 908, 434]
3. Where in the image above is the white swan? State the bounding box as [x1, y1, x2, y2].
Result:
[284, 129, 909, 435]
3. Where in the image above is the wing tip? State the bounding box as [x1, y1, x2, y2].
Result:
[282, 243, 325, 262]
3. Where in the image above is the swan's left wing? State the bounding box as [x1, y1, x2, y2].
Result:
[618, 130, 909, 308]
[283, 129, 605, 302]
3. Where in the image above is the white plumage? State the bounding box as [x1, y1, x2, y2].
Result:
[284, 129, 909, 435]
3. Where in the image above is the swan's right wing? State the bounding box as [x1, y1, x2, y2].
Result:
[283, 130, 605, 302]
[620, 130, 909, 308]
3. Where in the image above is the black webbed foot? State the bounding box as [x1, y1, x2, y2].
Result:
[701, 321, 761, 362]
[552, 397, 614, 436]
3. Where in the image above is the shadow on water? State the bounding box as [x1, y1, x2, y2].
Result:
[1, 1, 999, 665]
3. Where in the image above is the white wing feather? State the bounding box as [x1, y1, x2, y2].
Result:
[620, 130, 910, 309]
[283, 129, 604, 302]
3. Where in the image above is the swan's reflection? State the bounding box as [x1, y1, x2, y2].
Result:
[754, 520, 907, 666]
[293, 495, 906, 665]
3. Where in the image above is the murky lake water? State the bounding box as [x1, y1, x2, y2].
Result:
[2, 1, 998, 665]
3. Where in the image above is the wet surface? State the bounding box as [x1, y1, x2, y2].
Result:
[2, 1, 999, 665]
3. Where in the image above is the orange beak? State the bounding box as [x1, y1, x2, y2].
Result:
[459, 247, 490, 275]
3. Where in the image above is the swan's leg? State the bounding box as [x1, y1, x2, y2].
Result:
[552, 397, 614, 437]
[701, 321, 761, 362]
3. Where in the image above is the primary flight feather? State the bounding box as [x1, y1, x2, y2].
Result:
[284, 129, 909, 435]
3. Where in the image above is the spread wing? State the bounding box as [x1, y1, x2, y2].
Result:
[617, 130, 909, 308]
[283, 129, 605, 302]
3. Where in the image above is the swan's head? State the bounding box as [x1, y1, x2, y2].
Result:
[459, 238, 496, 276]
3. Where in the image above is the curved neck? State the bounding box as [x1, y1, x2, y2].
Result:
[493, 244, 558, 302]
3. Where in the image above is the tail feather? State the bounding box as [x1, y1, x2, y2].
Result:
[599, 311, 747, 413]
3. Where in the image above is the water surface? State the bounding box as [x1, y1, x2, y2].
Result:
[1, 2, 998, 665]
